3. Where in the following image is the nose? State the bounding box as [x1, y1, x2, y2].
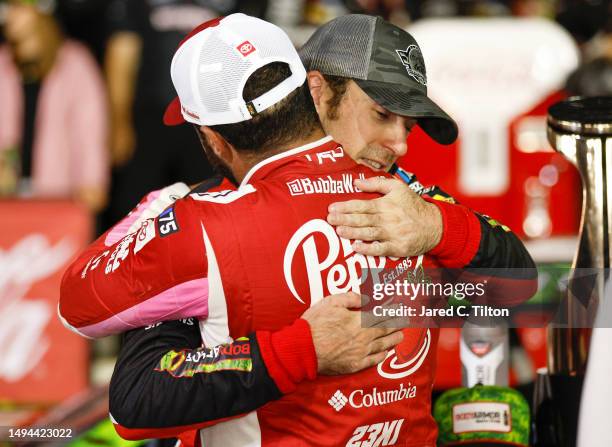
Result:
[383, 118, 408, 158]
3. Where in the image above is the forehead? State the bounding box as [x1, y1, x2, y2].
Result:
[345, 80, 377, 105]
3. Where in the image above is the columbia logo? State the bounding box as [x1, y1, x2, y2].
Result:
[328, 390, 348, 412]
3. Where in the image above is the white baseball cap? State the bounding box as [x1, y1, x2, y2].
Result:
[164, 13, 307, 127]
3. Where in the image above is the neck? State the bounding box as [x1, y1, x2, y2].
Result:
[233, 127, 327, 183]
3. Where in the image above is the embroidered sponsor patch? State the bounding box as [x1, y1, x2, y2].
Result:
[157, 206, 179, 237]
[134, 220, 156, 254]
[486, 217, 511, 232]
[396, 45, 427, 86]
[156, 338, 252, 377]
[286, 173, 366, 196]
[452, 402, 512, 434]
[236, 41, 256, 57]
[431, 193, 456, 204]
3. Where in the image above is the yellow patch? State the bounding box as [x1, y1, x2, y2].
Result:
[431, 194, 455, 204]
[487, 218, 511, 232]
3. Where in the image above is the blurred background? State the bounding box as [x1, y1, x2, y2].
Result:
[0, 0, 611, 445]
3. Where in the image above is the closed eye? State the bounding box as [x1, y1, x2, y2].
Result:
[375, 109, 389, 120]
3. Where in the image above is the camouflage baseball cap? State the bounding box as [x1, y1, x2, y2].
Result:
[299, 14, 458, 145]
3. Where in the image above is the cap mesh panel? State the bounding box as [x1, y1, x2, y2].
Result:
[198, 34, 252, 114]
[299, 14, 376, 80]
[172, 42, 200, 117]
[197, 23, 297, 114]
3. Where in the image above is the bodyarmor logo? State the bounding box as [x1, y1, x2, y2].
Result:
[283, 219, 387, 305]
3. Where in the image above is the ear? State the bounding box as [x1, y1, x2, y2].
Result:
[307, 70, 325, 107]
[200, 126, 233, 162]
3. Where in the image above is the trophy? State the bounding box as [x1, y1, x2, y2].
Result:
[534, 96, 612, 446]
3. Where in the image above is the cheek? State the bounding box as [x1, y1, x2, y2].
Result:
[329, 118, 365, 151]
[323, 108, 360, 143]
[354, 113, 382, 147]
[322, 104, 381, 155]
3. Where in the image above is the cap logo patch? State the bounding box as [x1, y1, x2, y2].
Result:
[237, 41, 256, 57]
[396, 45, 427, 86]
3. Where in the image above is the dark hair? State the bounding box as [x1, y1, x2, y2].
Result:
[208, 62, 321, 153]
[321, 74, 350, 121]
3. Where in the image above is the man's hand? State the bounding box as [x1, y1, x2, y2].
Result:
[301, 292, 404, 375]
[327, 177, 443, 258]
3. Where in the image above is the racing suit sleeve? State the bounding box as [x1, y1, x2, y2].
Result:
[110, 317, 316, 440]
[393, 167, 537, 304]
[58, 192, 211, 338]
[58, 176, 243, 338]
[57, 183, 187, 337]
[58, 183, 317, 440]
[427, 198, 537, 305]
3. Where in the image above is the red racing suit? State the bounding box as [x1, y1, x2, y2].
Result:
[59, 136, 535, 446]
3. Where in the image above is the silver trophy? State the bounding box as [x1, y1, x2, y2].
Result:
[534, 96, 612, 446]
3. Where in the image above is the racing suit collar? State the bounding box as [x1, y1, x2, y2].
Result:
[240, 135, 337, 186]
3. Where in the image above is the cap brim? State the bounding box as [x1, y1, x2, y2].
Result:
[163, 97, 186, 126]
[355, 79, 458, 145]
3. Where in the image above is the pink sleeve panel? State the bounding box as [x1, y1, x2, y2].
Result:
[104, 188, 163, 246]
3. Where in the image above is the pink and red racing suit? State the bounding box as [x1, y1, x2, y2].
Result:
[60, 136, 519, 446]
